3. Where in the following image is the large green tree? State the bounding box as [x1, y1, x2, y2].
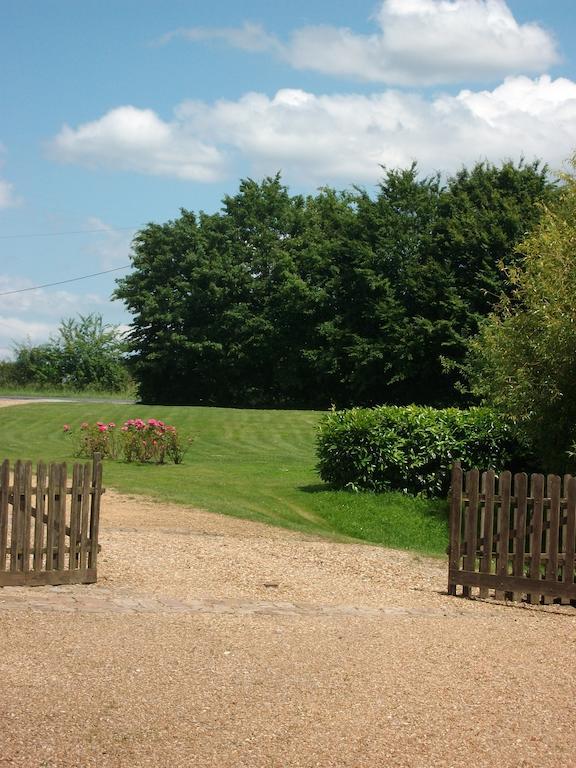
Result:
[115, 162, 556, 408]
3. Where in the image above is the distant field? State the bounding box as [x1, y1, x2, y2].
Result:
[0, 402, 449, 555]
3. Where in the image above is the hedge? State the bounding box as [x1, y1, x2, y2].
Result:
[316, 405, 527, 497]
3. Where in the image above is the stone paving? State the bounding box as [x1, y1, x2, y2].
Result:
[0, 583, 470, 618]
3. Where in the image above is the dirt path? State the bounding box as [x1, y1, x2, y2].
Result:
[0, 401, 575, 767]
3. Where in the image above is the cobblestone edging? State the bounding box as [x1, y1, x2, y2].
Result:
[0, 585, 466, 618]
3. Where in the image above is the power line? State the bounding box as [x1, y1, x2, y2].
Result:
[0, 265, 131, 296]
[0, 226, 141, 240]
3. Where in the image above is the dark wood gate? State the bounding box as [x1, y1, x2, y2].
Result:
[0, 454, 103, 587]
[448, 462, 576, 604]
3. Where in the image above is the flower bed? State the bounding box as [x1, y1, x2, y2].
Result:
[64, 418, 191, 464]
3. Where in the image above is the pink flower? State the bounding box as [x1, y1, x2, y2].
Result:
[80, 422, 89, 430]
[108, 422, 116, 428]
[97, 424, 108, 432]
[63, 424, 70, 432]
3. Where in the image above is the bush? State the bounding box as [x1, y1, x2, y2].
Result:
[64, 418, 192, 464]
[316, 405, 527, 496]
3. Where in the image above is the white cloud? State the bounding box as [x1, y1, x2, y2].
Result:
[50, 105, 226, 181]
[0, 316, 55, 360]
[50, 76, 576, 185]
[0, 144, 21, 208]
[164, 0, 559, 86]
[158, 21, 281, 53]
[0, 275, 108, 318]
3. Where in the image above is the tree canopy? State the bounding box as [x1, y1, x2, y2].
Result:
[115, 161, 555, 408]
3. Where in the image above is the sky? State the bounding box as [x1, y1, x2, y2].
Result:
[1, 0, 576, 359]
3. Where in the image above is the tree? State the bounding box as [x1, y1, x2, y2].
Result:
[115, 163, 556, 408]
[13, 314, 129, 392]
[465, 156, 576, 470]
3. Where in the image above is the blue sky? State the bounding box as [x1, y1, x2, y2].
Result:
[1, 0, 576, 359]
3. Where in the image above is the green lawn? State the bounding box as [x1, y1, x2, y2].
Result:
[0, 403, 449, 555]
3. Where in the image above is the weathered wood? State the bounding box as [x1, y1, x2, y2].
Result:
[10, 461, 23, 572]
[45, 463, 58, 570]
[528, 473, 545, 604]
[512, 472, 528, 601]
[80, 463, 91, 571]
[463, 468, 479, 597]
[479, 470, 495, 598]
[544, 474, 561, 604]
[449, 568, 576, 600]
[0, 456, 103, 588]
[0, 459, 9, 571]
[0, 568, 97, 587]
[89, 454, 102, 570]
[448, 462, 463, 595]
[69, 463, 82, 570]
[56, 464, 67, 571]
[495, 471, 511, 601]
[34, 462, 47, 571]
[563, 475, 576, 589]
[21, 461, 33, 572]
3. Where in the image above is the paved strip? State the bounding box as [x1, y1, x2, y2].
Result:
[0, 585, 468, 618]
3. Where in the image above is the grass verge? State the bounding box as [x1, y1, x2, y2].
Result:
[0, 402, 449, 555]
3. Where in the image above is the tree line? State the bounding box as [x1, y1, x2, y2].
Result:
[115, 160, 555, 409]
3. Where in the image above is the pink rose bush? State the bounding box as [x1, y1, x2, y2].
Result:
[64, 418, 192, 464]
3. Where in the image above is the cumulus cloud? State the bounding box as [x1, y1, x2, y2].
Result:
[50, 105, 226, 181]
[50, 75, 576, 185]
[163, 0, 559, 86]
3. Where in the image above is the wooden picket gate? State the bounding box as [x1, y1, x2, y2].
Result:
[0, 454, 103, 587]
[448, 463, 576, 604]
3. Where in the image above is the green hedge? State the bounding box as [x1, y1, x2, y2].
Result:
[316, 405, 526, 497]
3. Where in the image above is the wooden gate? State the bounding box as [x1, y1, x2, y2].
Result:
[448, 462, 576, 604]
[0, 454, 103, 587]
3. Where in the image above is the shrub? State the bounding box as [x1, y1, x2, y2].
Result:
[316, 405, 527, 496]
[64, 418, 192, 464]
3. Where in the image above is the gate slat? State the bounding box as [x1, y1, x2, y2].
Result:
[56, 463, 67, 571]
[46, 463, 58, 571]
[564, 476, 576, 593]
[448, 463, 463, 596]
[10, 460, 23, 572]
[88, 455, 103, 571]
[512, 473, 528, 601]
[34, 462, 47, 571]
[69, 463, 81, 570]
[545, 474, 561, 603]
[480, 470, 495, 598]
[463, 469, 479, 598]
[21, 461, 33, 572]
[495, 471, 511, 601]
[528, 474, 545, 604]
[79, 463, 91, 571]
[0, 460, 9, 571]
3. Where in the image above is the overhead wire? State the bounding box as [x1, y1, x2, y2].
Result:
[0, 265, 131, 296]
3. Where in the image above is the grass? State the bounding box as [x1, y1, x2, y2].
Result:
[0, 384, 136, 400]
[0, 402, 449, 556]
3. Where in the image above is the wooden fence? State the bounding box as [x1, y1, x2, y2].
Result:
[0, 454, 103, 587]
[448, 463, 576, 604]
